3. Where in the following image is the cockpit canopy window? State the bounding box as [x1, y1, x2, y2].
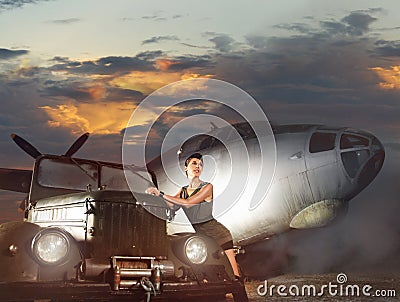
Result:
[341, 150, 370, 178]
[309, 132, 336, 153]
[340, 134, 369, 149]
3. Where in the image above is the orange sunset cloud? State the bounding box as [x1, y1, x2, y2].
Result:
[40, 101, 157, 135]
[109, 71, 212, 95]
[370, 65, 400, 90]
[155, 59, 177, 71]
[84, 85, 107, 101]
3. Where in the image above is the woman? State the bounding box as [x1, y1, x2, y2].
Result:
[146, 153, 241, 278]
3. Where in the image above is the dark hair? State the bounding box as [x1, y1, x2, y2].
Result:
[185, 153, 203, 167]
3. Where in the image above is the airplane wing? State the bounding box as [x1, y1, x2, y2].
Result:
[0, 168, 32, 193]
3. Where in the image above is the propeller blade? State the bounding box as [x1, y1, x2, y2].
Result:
[64, 132, 90, 157]
[11, 134, 42, 159]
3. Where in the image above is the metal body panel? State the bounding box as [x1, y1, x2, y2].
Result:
[0, 221, 40, 282]
[305, 139, 340, 202]
[0, 221, 82, 283]
[29, 190, 168, 258]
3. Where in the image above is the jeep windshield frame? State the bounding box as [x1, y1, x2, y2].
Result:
[30, 155, 156, 201]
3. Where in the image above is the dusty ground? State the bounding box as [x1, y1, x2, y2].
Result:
[227, 273, 399, 301]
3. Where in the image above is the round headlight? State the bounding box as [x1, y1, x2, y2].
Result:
[184, 236, 208, 264]
[31, 228, 70, 265]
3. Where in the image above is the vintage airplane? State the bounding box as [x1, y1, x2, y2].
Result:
[146, 122, 385, 247]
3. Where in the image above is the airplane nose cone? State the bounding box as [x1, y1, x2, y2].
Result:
[357, 136, 385, 191]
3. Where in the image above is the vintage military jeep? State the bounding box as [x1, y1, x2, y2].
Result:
[0, 136, 247, 301]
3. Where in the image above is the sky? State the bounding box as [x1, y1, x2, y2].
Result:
[0, 0, 399, 274]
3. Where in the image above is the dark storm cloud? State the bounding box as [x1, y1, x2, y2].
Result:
[41, 84, 96, 102]
[208, 34, 235, 52]
[318, 12, 378, 36]
[274, 22, 314, 34]
[142, 15, 162, 20]
[97, 56, 156, 73]
[0, 0, 52, 11]
[373, 39, 400, 57]
[107, 87, 144, 102]
[319, 20, 348, 35]
[49, 18, 81, 24]
[72, 51, 210, 73]
[230, 12, 383, 98]
[124, 12, 183, 23]
[120, 17, 135, 22]
[50, 52, 161, 75]
[274, 11, 378, 38]
[245, 35, 269, 49]
[0, 48, 29, 60]
[135, 50, 164, 60]
[341, 12, 377, 35]
[180, 42, 210, 49]
[142, 35, 179, 45]
[203, 32, 237, 53]
[141, 12, 166, 22]
[15, 66, 45, 79]
[40, 81, 144, 103]
[165, 54, 213, 71]
[224, 34, 372, 95]
[355, 7, 385, 14]
[50, 56, 70, 63]
[142, 15, 157, 20]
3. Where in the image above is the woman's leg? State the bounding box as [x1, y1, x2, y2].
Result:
[194, 220, 241, 277]
[224, 248, 240, 277]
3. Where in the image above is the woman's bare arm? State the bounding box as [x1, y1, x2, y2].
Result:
[145, 186, 182, 208]
[162, 183, 213, 206]
[164, 188, 183, 207]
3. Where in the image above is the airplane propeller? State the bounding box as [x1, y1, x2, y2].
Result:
[10, 134, 42, 159]
[11, 132, 90, 158]
[64, 132, 90, 157]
